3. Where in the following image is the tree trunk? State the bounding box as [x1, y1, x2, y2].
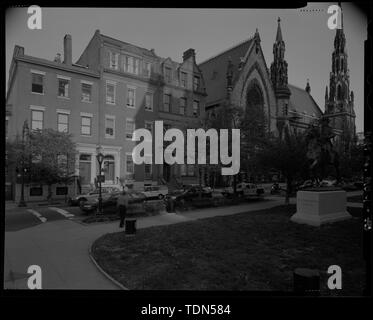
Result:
[47, 184, 53, 203]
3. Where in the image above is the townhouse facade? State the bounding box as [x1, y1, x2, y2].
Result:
[6, 31, 206, 201]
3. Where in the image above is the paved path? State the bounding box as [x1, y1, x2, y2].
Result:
[4, 191, 361, 290]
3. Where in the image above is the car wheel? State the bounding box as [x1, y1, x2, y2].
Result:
[158, 194, 164, 200]
[78, 198, 86, 206]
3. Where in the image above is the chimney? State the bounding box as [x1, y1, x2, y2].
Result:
[183, 48, 195, 62]
[63, 34, 72, 65]
[14, 45, 24, 57]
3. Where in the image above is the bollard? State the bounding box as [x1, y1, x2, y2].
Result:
[125, 219, 137, 236]
[293, 268, 320, 296]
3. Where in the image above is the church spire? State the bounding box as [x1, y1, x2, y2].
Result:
[270, 17, 290, 98]
[334, 2, 346, 54]
[276, 17, 283, 42]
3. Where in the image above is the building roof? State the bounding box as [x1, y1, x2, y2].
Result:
[100, 34, 157, 59]
[198, 38, 254, 105]
[288, 84, 323, 117]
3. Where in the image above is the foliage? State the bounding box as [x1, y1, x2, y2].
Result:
[6, 128, 77, 200]
[257, 128, 309, 203]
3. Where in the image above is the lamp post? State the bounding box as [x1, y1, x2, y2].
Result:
[96, 146, 104, 214]
[18, 120, 29, 207]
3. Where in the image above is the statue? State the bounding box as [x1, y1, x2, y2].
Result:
[305, 117, 340, 186]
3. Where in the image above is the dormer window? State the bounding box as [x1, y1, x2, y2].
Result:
[109, 51, 119, 70]
[181, 72, 187, 87]
[193, 75, 200, 91]
[165, 67, 172, 83]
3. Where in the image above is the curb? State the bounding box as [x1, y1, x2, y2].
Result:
[88, 247, 129, 290]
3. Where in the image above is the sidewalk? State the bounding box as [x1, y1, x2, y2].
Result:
[4, 198, 285, 290]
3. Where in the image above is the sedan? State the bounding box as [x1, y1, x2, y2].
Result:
[79, 190, 146, 214]
[67, 186, 121, 206]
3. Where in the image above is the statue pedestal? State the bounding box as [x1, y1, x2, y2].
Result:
[291, 190, 351, 227]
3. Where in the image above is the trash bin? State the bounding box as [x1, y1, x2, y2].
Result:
[125, 219, 136, 235]
[293, 268, 320, 296]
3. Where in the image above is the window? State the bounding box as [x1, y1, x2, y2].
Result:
[181, 164, 195, 177]
[31, 110, 43, 130]
[181, 72, 187, 87]
[164, 94, 171, 112]
[165, 67, 172, 83]
[187, 164, 195, 176]
[126, 119, 135, 139]
[193, 100, 200, 117]
[134, 59, 139, 75]
[105, 116, 115, 138]
[144, 121, 153, 133]
[144, 155, 152, 179]
[193, 76, 200, 91]
[58, 78, 69, 98]
[30, 186, 43, 196]
[106, 82, 116, 104]
[126, 154, 134, 174]
[144, 62, 151, 77]
[109, 51, 119, 70]
[57, 113, 69, 133]
[179, 97, 186, 115]
[81, 116, 92, 136]
[145, 92, 153, 111]
[125, 56, 139, 74]
[180, 164, 186, 176]
[31, 73, 44, 94]
[126, 87, 136, 108]
[81, 83, 92, 102]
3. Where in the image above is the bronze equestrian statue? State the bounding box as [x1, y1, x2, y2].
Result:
[305, 117, 340, 186]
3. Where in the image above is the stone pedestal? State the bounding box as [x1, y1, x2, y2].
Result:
[291, 190, 351, 227]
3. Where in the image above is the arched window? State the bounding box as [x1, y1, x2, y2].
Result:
[246, 83, 264, 111]
[103, 155, 115, 183]
[246, 82, 265, 133]
[337, 84, 343, 101]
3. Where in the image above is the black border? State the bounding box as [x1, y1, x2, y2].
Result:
[1, 0, 372, 314]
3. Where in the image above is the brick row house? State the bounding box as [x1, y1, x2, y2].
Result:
[6, 30, 206, 202]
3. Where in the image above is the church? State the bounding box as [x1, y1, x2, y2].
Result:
[199, 13, 356, 144]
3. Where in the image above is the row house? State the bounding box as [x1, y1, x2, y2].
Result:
[6, 31, 207, 201]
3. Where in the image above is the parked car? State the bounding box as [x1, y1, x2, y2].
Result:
[67, 186, 121, 206]
[222, 182, 264, 198]
[79, 190, 146, 214]
[166, 185, 212, 205]
[142, 185, 168, 199]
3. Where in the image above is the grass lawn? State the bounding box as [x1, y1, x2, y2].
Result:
[92, 205, 365, 295]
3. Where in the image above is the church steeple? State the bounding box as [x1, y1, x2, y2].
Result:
[324, 2, 356, 150]
[276, 17, 283, 42]
[270, 17, 290, 98]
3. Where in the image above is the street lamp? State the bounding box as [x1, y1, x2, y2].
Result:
[18, 120, 29, 207]
[96, 146, 105, 214]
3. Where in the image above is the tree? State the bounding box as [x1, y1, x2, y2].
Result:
[29, 129, 77, 201]
[7, 129, 77, 202]
[257, 128, 309, 204]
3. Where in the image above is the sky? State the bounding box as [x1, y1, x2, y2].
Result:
[5, 3, 367, 132]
